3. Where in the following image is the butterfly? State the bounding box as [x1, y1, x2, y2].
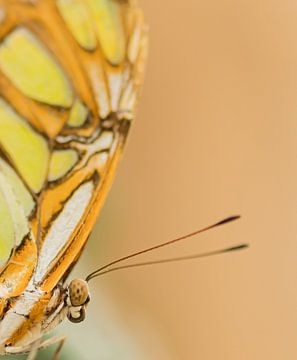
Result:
[0, 1, 249, 359]
[0, 0, 147, 358]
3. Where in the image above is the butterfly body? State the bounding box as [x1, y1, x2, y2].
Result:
[0, 278, 89, 355]
[0, 0, 147, 356]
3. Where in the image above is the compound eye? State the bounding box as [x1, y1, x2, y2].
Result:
[69, 279, 90, 307]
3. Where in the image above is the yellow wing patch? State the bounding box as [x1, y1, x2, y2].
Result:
[57, 0, 97, 51]
[0, 28, 73, 107]
[67, 99, 89, 128]
[0, 98, 49, 192]
[49, 149, 79, 182]
[85, 0, 125, 64]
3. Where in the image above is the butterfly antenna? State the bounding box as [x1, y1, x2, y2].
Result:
[86, 215, 244, 282]
[88, 244, 248, 278]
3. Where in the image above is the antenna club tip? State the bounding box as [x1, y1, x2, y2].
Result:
[226, 243, 249, 252]
[232, 215, 241, 220]
[216, 215, 241, 226]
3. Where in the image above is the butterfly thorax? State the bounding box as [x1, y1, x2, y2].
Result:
[0, 278, 89, 354]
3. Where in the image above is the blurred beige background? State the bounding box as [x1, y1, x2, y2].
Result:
[44, 1, 297, 359]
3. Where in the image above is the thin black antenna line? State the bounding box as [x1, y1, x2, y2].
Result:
[87, 244, 248, 280]
[86, 215, 240, 282]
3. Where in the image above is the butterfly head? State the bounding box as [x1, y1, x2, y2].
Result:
[67, 279, 90, 323]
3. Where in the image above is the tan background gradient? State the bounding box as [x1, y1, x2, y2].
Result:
[35, 0, 297, 359]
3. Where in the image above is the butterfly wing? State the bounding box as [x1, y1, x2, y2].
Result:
[0, 0, 147, 299]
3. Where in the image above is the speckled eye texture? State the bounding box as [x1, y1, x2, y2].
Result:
[69, 279, 90, 307]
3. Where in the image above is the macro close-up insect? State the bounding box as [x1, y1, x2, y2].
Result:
[0, 0, 296, 360]
[0, 2, 247, 358]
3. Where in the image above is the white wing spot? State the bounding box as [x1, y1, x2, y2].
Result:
[34, 181, 94, 283]
[108, 72, 122, 112]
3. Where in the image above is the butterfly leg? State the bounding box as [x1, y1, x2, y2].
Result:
[5, 335, 66, 360]
[5, 338, 41, 360]
[26, 339, 41, 360]
[37, 335, 67, 360]
[26, 335, 66, 360]
[52, 337, 66, 360]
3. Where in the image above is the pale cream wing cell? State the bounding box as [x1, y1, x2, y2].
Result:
[34, 181, 95, 284]
[0, 158, 35, 217]
[0, 166, 34, 270]
[0, 181, 15, 268]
